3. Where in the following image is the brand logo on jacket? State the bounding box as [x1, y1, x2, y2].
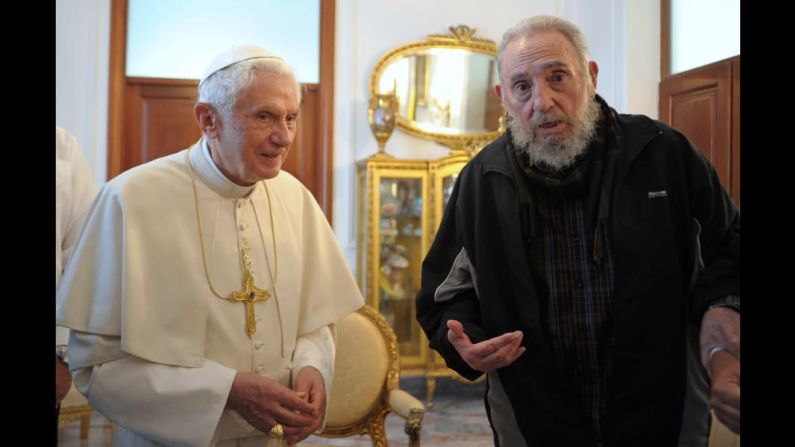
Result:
[648, 190, 668, 198]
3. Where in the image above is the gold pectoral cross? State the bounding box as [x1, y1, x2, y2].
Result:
[230, 245, 270, 337]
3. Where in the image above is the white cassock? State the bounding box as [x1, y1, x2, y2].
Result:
[56, 139, 364, 446]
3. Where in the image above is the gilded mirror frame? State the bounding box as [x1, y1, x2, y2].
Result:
[369, 25, 504, 152]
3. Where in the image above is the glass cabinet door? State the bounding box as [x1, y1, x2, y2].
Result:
[430, 155, 468, 241]
[441, 173, 457, 209]
[357, 154, 468, 377]
[374, 173, 427, 365]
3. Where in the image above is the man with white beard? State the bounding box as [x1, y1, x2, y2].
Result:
[416, 15, 740, 447]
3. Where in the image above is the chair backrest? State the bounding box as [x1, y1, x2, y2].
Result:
[323, 305, 399, 432]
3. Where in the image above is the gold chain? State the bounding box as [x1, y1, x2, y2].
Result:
[185, 148, 278, 300]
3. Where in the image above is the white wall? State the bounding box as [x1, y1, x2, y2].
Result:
[55, 0, 110, 187]
[54, 0, 660, 273]
[333, 0, 660, 270]
[623, 0, 660, 118]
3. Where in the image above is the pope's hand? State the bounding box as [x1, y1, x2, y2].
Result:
[447, 319, 525, 372]
[226, 372, 317, 438]
[285, 366, 326, 444]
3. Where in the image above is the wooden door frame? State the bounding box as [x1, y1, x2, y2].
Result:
[106, 0, 127, 182]
[106, 0, 335, 219]
[660, 1, 740, 205]
[660, 0, 671, 78]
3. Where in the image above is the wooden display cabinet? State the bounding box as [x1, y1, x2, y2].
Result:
[356, 152, 470, 407]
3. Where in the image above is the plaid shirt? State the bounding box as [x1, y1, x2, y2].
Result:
[512, 95, 620, 439]
[531, 192, 615, 438]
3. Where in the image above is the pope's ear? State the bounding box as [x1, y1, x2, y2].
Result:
[194, 103, 220, 138]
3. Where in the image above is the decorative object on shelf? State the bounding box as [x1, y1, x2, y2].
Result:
[380, 244, 411, 302]
[370, 25, 504, 155]
[368, 83, 399, 156]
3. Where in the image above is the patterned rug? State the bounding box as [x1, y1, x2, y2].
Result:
[302, 377, 494, 446]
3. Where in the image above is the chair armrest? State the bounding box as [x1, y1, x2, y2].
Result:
[388, 389, 425, 446]
[388, 389, 424, 418]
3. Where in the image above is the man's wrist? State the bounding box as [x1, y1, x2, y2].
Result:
[707, 346, 724, 362]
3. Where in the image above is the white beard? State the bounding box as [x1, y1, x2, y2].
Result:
[509, 96, 601, 172]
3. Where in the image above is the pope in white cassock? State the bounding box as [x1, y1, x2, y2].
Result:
[56, 45, 364, 446]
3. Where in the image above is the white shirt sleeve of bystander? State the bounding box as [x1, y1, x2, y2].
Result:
[70, 331, 236, 447]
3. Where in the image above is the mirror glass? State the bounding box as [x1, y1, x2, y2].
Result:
[370, 26, 504, 151]
[376, 50, 501, 136]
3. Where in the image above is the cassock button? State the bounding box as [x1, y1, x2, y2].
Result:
[239, 223, 247, 231]
[254, 341, 264, 350]
[255, 365, 265, 374]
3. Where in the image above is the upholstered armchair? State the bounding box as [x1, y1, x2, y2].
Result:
[58, 384, 93, 439]
[315, 304, 425, 446]
[707, 412, 740, 447]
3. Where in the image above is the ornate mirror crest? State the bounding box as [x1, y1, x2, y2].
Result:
[370, 25, 505, 153]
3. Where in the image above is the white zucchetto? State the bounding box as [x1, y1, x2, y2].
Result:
[199, 44, 283, 85]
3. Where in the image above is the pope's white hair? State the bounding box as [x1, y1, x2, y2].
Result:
[197, 58, 302, 117]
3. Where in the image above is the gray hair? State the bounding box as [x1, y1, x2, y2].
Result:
[197, 58, 303, 117]
[497, 15, 591, 83]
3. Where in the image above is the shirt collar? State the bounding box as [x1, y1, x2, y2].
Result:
[188, 138, 256, 199]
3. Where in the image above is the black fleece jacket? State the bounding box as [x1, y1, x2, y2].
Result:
[416, 110, 740, 446]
